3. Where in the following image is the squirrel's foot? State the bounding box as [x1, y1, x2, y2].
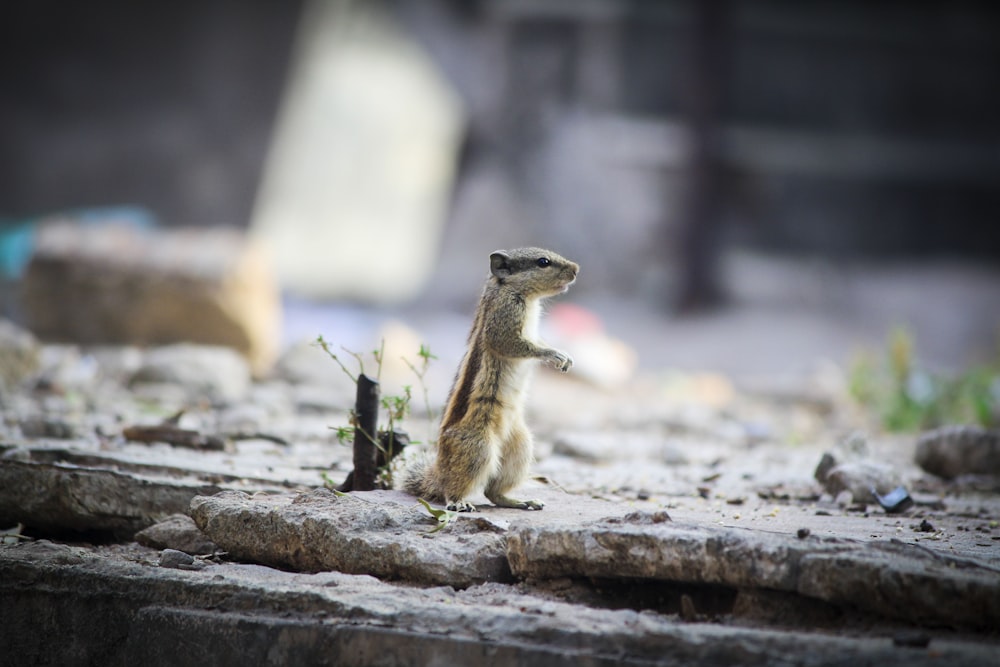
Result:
[546, 349, 573, 373]
[487, 494, 544, 511]
[446, 500, 478, 512]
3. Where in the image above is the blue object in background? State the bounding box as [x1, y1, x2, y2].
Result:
[0, 221, 36, 280]
[0, 206, 157, 280]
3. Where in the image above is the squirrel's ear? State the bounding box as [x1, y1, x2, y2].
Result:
[489, 251, 511, 278]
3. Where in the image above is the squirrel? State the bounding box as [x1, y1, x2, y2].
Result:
[401, 247, 579, 512]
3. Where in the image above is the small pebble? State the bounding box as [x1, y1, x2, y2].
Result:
[834, 490, 853, 508]
[796, 527, 811, 539]
[649, 511, 671, 524]
[159, 548, 204, 570]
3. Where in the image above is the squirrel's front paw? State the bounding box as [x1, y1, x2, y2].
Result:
[547, 350, 573, 373]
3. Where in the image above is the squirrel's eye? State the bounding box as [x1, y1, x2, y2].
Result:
[537, 257, 551, 267]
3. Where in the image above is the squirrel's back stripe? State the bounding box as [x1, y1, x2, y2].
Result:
[441, 336, 481, 432]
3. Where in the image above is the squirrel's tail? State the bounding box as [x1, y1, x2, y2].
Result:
[397, 449, 444, 501]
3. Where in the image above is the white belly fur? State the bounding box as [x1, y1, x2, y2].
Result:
[495, 299, 542, 439]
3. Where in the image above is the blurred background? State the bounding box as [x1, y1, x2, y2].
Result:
[2, 0, 999, 387]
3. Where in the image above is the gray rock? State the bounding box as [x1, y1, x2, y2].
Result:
[189, 489, 511, 587]
[814, 436, 901, 500]
[8, 539, 87, 565]
[0, 459, 224, 537]
[135, 514, 217, 555]
[130, 344, 251, 403]
[86, 345, 145, 382]
[834, 490, 854, 508]
[35, 345, 100, 392]
[916, 425, 1000, 479]
[158, 548, 200, 569]
[506, 512, 1000, 632]
[17, 416, 78, 440]
[3, 539, 998, 667]
[820, 461, 902, 500]
[813, 452, 837, 481]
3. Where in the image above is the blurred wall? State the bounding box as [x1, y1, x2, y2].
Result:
[0, 0, 302, 224]
[3, 0, 998, 310]
[396, 0, 1000, 306]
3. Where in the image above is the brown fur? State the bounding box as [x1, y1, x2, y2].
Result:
[401, 247, 579, 511]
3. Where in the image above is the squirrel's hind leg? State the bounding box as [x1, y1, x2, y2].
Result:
[438, 429, 499, 512]
[485, 422, 544, 511]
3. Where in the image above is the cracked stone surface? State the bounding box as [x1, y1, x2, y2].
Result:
[3, 540, 998, 667]
[506, 512, 1000, 632]
[0, 458, 227, 537]
[186, 481, 1000, 632]
[2, 331, 999, 663]
[190, 488, 512, 587]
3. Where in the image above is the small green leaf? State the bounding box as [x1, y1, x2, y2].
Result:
[417, 498, 456, 532]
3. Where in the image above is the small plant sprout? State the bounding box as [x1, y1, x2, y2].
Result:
[372, 339, 386, 384]
[417, 498, 457, 533]
[316, 336, 438, 490]
[330, 425, 354, 445]
[403, 344, 438, 424]
[314, 335, 359, 384]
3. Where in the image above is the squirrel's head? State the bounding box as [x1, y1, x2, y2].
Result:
[489, 247, 579, 297]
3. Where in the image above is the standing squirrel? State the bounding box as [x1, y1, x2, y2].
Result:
[401, 247, 579, 511]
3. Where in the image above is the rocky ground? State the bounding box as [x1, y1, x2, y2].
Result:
[2, 328, 999, 665]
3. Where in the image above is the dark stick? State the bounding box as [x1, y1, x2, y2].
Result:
[337, 428, 410, 492]
[377, 429, 410, 467]
[349, 373, 380, 491]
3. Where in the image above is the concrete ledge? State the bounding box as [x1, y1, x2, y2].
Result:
[3, 540, 996, 667]
[190, 489, 512, 587]
[507, 514, 1000, 632]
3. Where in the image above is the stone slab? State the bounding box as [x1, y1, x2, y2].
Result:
[190, 489, 511, 587]
[187, 483, 1000, 632]
[507, 512, 1000, 632]
[21, 221, 280, 374]
[3, 540, 997, 667]
[0, 458, 226, 538]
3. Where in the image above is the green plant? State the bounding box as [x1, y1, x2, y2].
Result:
[848, 327, 1000, 432]
[402, 344, 438, 424]
[416, 497, 457, 533]
[315, 336, 437, 487]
